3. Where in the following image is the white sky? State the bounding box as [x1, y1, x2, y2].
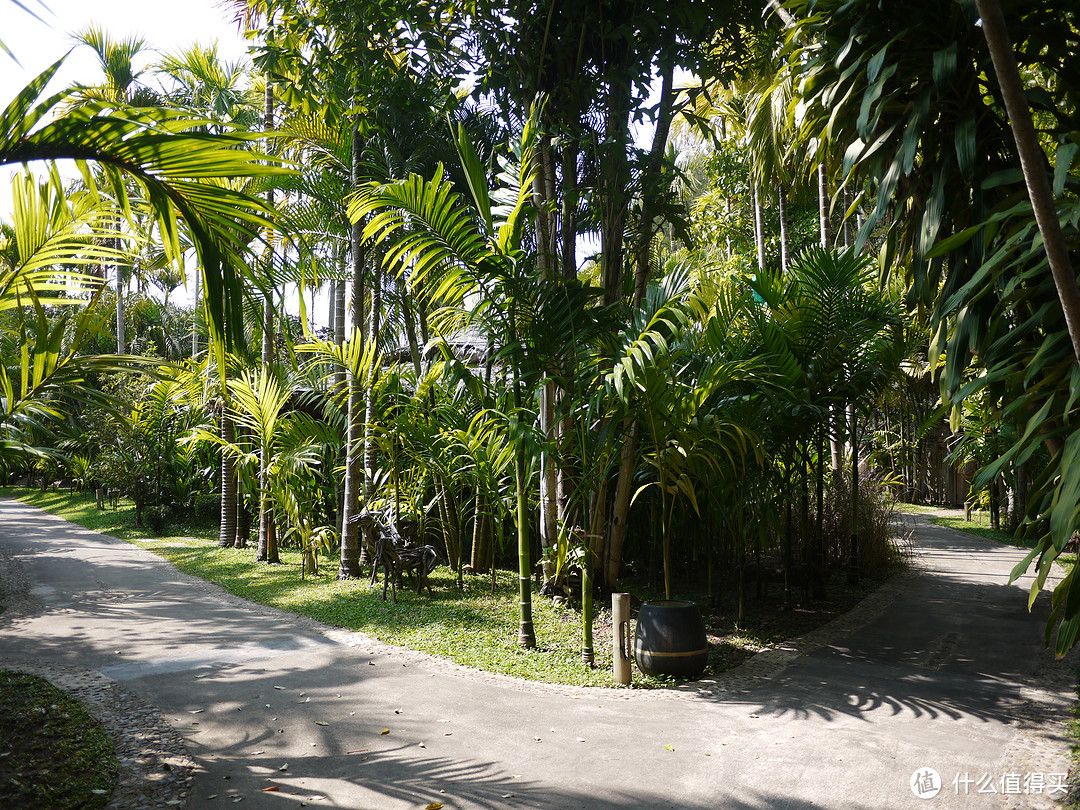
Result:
[2, 0, 249, 104]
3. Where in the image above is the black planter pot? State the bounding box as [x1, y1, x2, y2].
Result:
[633, 599, 708, 678]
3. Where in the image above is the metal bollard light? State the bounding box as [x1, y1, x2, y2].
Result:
[612, 592, 631, 685]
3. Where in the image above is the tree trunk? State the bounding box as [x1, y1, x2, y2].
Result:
[115, 243, 126, 354]
[470, 491, 490, 573]
[363, 259, 382, 502]
[600, 418, 638, 592]
[976, 0, 1080, 369]
[534, 134, 560, 592]
[218, 406, 238, 548]
[257, 77, 278, 565]
[818, 160, 831, 248]
[538, 381, 558, 590]
[515, 438, 536, 648]
[632, 64, 675, 304]
[848, 410, 860, 585]
[599, 73, 633, 306]
[778, 182, 790, 274]
[338, 119, 366, 581]
[753, 184, 766, 271]
[560, 141, 579, 278]
[191, 271, 200, 359]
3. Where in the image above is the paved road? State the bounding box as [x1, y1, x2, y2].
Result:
[0, 498, 1075, 809]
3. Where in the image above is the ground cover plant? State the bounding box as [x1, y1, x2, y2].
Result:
[0, 670, 117, 810]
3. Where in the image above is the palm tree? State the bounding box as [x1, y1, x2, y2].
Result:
[1, 58, 282, 358]
[349, 105, 548, 647]
[69, 26, 162, 356]
[0, 171, 150, 464]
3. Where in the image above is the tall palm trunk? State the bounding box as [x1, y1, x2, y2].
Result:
[600, 418, 638, 591]
[333, 251, 347, 528]
[818, 160, 831, 248]
[470, 491, 490, 573]
[600, 79, 675, 594]
[363, 259, 382, 502]
[515, 433, 535, 648]
[114, 235, 126, 354]
[848, 409, 860, 584]
[819, 159, 845, 473]
[218, 402, 238, 548]
[599, 73, 633, 307]
[753, 184, 766, 271]
[778, 183, 790, 274]
[257, 77, 279, 564]
[533, 135, 560, 591]
[976, 0, 1080, 368]
[191, 271, 200, 359]
[338, 119, 366, 580]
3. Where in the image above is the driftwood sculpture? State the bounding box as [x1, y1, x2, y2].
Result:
[356, 510, 441, 603]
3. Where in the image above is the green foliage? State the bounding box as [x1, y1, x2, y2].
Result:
[89, 373, 206, 525]
[787, 0, 1080, 652]
[0, 58, 285, 357]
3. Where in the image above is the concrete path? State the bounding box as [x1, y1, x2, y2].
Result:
[0, 498, 1075, 809]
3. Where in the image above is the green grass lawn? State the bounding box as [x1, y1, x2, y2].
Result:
[894, 502, 946, 515]
[0, 670, 117, 809]
[0, 486, 896, 688]
[929, 511, 1034, 547]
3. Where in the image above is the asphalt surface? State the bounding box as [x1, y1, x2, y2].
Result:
[0, 498, 1075, 809]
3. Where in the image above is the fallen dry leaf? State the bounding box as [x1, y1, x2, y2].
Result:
[425, 804, 444, 810]
[278, 764, 288, 771]
[262, 786, 279, 792]
[395, 708, 404, 714]
[418, 742, 426, 748]
[664, 745, 675, 752]
[314, 721, 328, 726]
[380, 729, 390, 735]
